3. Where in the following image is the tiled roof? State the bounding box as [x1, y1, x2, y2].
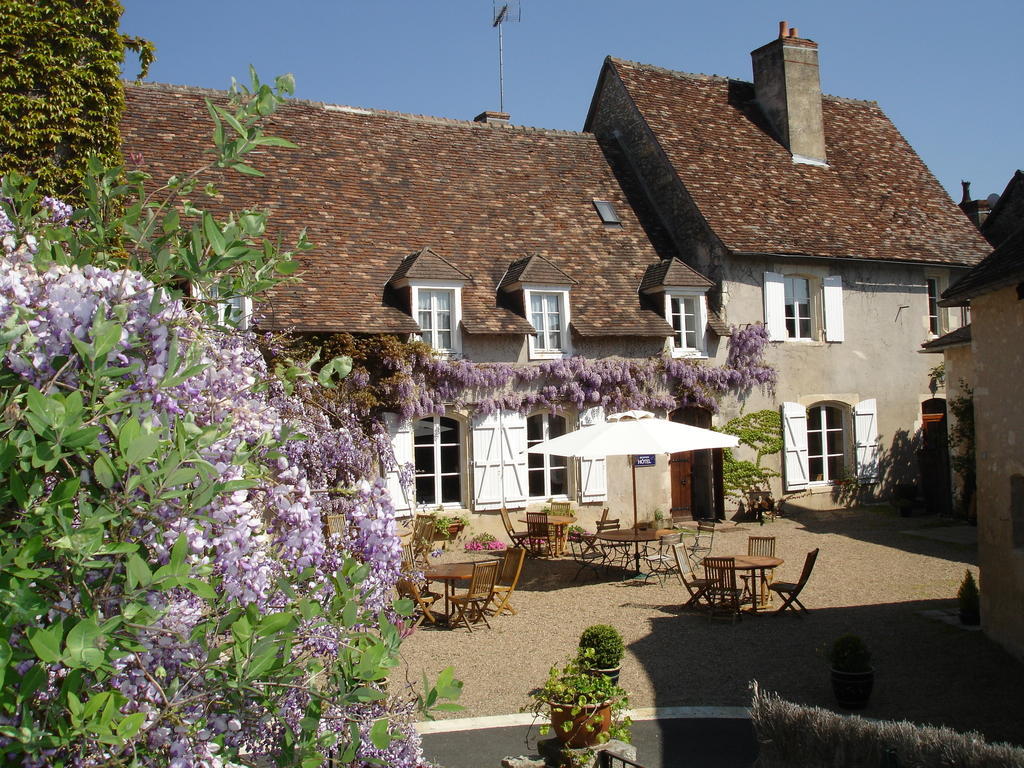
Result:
[942, 223, 1024, 304]
[639, 258, 715, 292]
[920, 323, 971, 353]
[389, 247, 470, 284]
[122, 83, 672, 337]
[498, 254, 577, 290]
[596, 59, 990, 267]
[707, 310, 731, 337]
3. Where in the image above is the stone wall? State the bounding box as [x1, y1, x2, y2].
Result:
[971, 285, 1024, 660]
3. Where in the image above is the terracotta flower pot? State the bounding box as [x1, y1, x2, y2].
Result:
[548, 700, 612, 748]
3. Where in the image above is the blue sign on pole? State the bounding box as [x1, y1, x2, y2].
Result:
[634, 454, 656, 467]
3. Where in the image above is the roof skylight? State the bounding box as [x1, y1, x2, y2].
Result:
[592, 200, 622, 226]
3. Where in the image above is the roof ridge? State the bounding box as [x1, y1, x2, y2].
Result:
[606, 56, 878, 107]
[125, 80, 593, 139]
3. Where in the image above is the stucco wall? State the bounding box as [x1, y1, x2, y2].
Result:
[971, 285, 1024, 660]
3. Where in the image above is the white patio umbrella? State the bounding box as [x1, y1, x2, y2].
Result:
[526, 410, 739, 528]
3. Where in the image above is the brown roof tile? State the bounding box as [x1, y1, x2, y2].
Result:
[498, 253, 577, 290]
[639, 258, 715, 292]
[600, 59, 990, 267]
[122, 83, 671, 337]
[942, 224, 1024, 303]
[389, 247, 470, 284]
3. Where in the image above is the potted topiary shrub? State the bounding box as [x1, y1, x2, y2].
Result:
[828, 634, 873, 709]
[578, 624, 625, 685]
[958, 570, 980, 625]
[527, 655, 630, 749]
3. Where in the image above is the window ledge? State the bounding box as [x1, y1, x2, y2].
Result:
[530, 350, 568, 361]
[671, 349, 707, 360]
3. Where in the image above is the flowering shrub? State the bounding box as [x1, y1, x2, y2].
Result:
[0, 73, 458, 768]
[464, 533, 506, 552]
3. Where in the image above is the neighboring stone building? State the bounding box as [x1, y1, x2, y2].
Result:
[584, 22, 990, 507]
[940, 224, 1024, 660]
[961, 170, 1024, 247]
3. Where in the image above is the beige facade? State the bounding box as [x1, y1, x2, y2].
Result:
[971, 285, 1024, 660]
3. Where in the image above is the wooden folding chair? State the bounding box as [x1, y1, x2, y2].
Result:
[597, 507, 620, 529]
[741, 535, 777, 602]
[548, 500, 573, 515]
[323, 514, 347, 540]
[411, 515, 436, 562]
[450, 560, 500, 632]
[499, 507, 529, 547]
[396, 577, 442, 627]
[489, 547, 526, 615]
[703, 556, 742, 622]
[769, 548, 819, 616]
[671, 543, 714, 610]
[525, 512, 556, 557]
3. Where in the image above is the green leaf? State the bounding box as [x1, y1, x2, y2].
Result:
[93, 453, 116, 488]
[126, 554, 152, 589]
[28, 625, 62, 663]
[123, 432, 160, 465]
[369, 718, 391, 750]
[255, 612, 297, 637]
[116, 711, 146, 738]
[0, 639, 11, 689]
[203, 212, 226, 255]
[229, 162, 264, 177]
[117, 417, 141, 455]
[65, 618, 104, 670]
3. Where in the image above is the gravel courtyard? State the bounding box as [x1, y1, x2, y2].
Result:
[397, 508, 1024, 748]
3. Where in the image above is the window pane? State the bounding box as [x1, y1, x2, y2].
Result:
[414, 446, 434, 475]
[807, 430, 823, 458]
[827, 453, 845, 481]
[413, 420, 434, 443]
[826, 428, 844, 455]
[549, 467, 568, 496]
[437, 330, 452, 349]
[527, 414, 543, 442]
[418, 291, 432, 311]
[440, 444, 459, 472]
[528, 470, 545, 498]
[531, 294, 544, 313]
[549, 415, 567, 438]
[440, 474, 461, 503]
[808, 457, 824, 483]
[808, 407, 822, 430]
[528, 453, 544, 470]
[418, 310, 433, 331]
[799, 316, 812, 339]
[415, 476, 435, 506]
[438, 417, 459, 442]
[435, 291, 450, 311]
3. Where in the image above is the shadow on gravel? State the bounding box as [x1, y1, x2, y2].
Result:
[630, 598, 1024, 767]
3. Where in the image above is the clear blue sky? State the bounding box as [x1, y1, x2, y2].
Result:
[121, 0, 1022, 203]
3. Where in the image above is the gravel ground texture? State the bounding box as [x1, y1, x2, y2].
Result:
[396, 508, 1024, 748]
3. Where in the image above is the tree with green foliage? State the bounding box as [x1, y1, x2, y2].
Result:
[0, 0, 154, 202]
[720, 409, 783, 500]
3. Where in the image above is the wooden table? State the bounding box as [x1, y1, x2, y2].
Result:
[596, 528, 676, 575]
[519, 515, 576, 556]
[425, 562, 475, 622]
[726, 555, 784, 612]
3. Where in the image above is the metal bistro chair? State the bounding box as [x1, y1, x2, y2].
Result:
[671, 543, 714, 610]
[449, 560, 501, 632]
[568, 529, 607, 581]
[769, 548, 820, 616]
[703, 556, 742, 622]
[595, 511, 631, 571]
[525, 511, 557, 558]
[488, 547, 526, 616]
[642, 532, 682, 585]
[499, 507, 529, 548]
[686, 520, 716, 572]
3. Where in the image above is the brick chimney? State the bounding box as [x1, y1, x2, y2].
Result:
[751, 21, 827, 166]
[474, 110, 510, 126]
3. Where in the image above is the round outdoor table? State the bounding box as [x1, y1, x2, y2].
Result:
[596, 528, 676, 575]
[519, 515, 576, 556]
[425, 562, 475, 622]
[727, 555, 784, 612]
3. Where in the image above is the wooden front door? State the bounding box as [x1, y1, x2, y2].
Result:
[670, 451, 693, 518]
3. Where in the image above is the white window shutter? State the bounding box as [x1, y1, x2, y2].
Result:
[471, 412, 505, 511]
[578, 406, 607, 502]
[383, 412, 414, 515]
[822, 275, 845, 342]
[854, 398, 880, 482]
[500, 411, 528, 509]
[763, 272, 786, 341]
[781, 402, 809, 491]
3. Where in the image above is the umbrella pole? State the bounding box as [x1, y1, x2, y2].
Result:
[631, 457, 641, 573]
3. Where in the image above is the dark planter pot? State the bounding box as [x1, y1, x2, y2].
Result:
[586, 666, 621, 686]
[960, 609, 980, 626]
[831, 668, 874, 709]
[548, 700, 612, 748]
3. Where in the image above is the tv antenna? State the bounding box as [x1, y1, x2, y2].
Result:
[492, 0, 520, 113]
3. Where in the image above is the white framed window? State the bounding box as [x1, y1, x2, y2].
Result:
[784, 276, 812, 340]
[410, 283, 462, 354]
[191, 282, 251, 330]
[526, 412, 569, 499]
[806, 403, 847, 483]
[524, 286, 571, 360]
[925, 277, 941, 336]
[413, 415, 463, 507]
[664, 291, 707, 357]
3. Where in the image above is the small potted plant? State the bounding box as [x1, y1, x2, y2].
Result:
[957, 570, 980, 626]
[432, 512, 469, 540]
[578, 624, 625, 685]
[828, 634, 873, 709]
[526, 655, 630, 749]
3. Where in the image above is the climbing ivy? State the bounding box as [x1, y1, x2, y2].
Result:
[719, 409, 782, 500]
[0, 1, 154, 203]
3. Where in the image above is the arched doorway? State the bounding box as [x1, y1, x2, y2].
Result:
[669, 407, 723, 520]
[919, 398, 951, 516]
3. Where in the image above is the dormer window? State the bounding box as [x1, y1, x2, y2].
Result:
[592, 200, 622, 226]
[665, 290, 708, 357]
[410, 283, 463, 355]
[525, 286, 571, 359]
